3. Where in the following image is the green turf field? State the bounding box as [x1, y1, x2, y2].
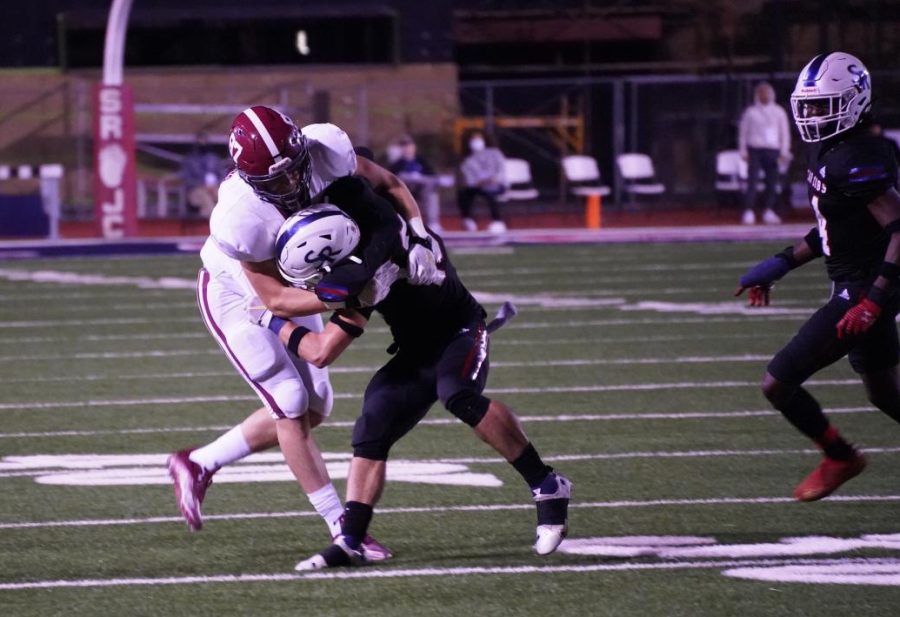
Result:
[1, 241, 899, 616]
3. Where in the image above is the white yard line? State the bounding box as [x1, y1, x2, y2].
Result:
[0, 406, 875, 440]
[0, 557, 894, 590]
[0, 349, 222, 362]
[0, 378, 865, 411]
[0, 353, 775, 373]
[4, 445, 900, 481]
[0, 332, 779, 349]
[0, 312, 807, 331]
[2, 494, 899, 531]
[0, 317, 199, 329]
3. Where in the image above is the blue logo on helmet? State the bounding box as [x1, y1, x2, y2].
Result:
[847, 64, 869, 91]
[803, 54, 828, 87]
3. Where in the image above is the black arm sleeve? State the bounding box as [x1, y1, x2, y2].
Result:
[323, 176, 402, 280]
[316, 176, 403, 304]
[804, 226, 825, 258]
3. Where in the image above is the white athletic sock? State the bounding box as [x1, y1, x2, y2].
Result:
[307, 483, 344, 537]
[188, 425, 252, 472]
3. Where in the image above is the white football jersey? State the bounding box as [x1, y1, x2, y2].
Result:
[201, 122, 358, 297]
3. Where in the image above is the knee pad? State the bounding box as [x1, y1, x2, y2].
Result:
[445, 391, 490, 427]
[267, 379, 310, 419]
[351, 414, 392, 461]
[308, 378, 334, 418]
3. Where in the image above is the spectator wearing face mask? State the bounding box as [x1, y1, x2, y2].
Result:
[388, 135, 442, 233]
[458, 131, 507, 233]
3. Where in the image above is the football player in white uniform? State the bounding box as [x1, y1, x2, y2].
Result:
[167, 106, 439, 560]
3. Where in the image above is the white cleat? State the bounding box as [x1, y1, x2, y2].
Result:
[296, 535, 369, 572]
[295, 553, 329, 572]
[741, 209, 756, 225]
[531, 472, 573, 556]
[534, 524, 568, 556]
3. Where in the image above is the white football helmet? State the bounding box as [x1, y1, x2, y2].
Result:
[275, 204, 361, 289]
[790, 52, 872, 143]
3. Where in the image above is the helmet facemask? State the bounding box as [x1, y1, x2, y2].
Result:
[240, 133, 313, 212]
[790, 88, 861, 143]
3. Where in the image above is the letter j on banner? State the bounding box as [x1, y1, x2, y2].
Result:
[92, 84, 137, 238]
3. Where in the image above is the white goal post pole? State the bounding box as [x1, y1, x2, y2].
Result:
[93, 0, 139, 238]
[103, 0, 133, 87]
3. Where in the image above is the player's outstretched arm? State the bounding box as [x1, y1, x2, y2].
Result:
[837, 187, 900, 338]
[242, 259, 328, 317]
[735, 232, 821, 307]
[356, 156, 422, 223]
[270, 310, 368, 368]
[356, 156, 441, 285]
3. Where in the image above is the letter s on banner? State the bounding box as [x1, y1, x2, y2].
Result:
[93, 84, 137, 238]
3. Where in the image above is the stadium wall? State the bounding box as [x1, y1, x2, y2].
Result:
[0, 63, 459, 210]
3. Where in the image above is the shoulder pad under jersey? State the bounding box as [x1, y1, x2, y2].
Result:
[209, 175, 284, 262]
[302, 123, 358, 199]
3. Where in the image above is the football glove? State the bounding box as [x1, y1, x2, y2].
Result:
[836, 297, 881, 339]
[246, 300, 274, 329]
[407, 240, 444, 286]
[734, 254, 794, 306]
[406, 216, 445, 286]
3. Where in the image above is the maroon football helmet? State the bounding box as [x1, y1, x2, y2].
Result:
[228, 106, 312, 210]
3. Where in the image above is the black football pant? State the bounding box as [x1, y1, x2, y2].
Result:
[351, 322, 491, 461]
[765, 282, 900, 438]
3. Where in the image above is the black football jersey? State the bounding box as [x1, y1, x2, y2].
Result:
[805, 125, 898, 282]
[314, 177, 486, 352]
[313, 176, 406, 304]
[370, 234, 486, 355]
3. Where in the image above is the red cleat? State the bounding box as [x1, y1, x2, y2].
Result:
[793, 452, 867, 502]
[331, 530, 392, 562]
[360, 534, 393, 562]
[167, 449, 214, 531]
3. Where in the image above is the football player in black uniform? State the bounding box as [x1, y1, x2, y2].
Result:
[259, 184, 573, 569]
[736, 52, 900, 501]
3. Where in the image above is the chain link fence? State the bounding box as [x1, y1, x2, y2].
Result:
[460, 71, 900, 207]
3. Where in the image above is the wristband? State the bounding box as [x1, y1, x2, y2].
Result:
[329, 312, 365, 338]
[409, 234, 432, 249]
[287, 326, 312, 355]
[867, 285, 889, 308]
[267, 316, 288, 335]
[408, 216, 428, 238]
[878, 261, 900, 283]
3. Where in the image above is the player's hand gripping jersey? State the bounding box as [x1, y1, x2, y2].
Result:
[805, 127, 899, 283]
[309, 198, 486, 354]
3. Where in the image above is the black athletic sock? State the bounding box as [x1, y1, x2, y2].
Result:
[816, 425, 856, 462]
[774, 386, 830, 440]
[773, 386, 855, 461]
[341, 501, 373, 550]
[511, 443, 553, 489]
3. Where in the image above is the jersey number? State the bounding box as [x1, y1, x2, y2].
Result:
[810, 196, 831, 256]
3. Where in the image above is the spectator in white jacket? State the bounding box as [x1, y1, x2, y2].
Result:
[458, 131, 507, 233]
[738, 82, 792, 225]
